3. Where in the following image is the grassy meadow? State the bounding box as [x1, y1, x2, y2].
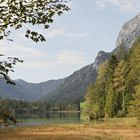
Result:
[0, 118, 140, 140]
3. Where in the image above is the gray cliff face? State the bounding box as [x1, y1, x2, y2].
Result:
[116, 14, 140, 49]
[92, 51, 111, 70]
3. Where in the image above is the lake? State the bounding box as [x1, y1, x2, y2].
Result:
[16, 111, 82, 126]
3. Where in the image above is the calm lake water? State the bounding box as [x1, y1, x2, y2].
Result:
[16, 111, 82, 126]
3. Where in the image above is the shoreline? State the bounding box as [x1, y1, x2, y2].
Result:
[47, 110, 80, 113]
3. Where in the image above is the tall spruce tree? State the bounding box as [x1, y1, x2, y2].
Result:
[105, 54, 119, 118]
[113, 60, 128, 116]
[94, 61, 108, 118]
[127, 37, 140, 90]
[129, 84, 140, 121]
[85, 84, 96, 119]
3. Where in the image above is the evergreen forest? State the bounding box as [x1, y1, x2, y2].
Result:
[81, 36, 140, 121]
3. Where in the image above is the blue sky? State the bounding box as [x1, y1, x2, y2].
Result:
[0, 0, 140, 83]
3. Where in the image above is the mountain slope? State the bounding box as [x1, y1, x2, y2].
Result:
[0, 79, 65, 101]
[15, 79, 65, 100]
[0, 13, 140, 104]
[0, 79, 31, 100]
[41, 51, 111, 104]
[116, 13, 140, 49]
[0, 51, 111, 103]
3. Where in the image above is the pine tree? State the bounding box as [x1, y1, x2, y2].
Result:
[104, 85, 117, 118]
[94, 61, 108, 118]
[106, 55, 119, 77]
[85, 84, 96, 119]
[129, 84, 140, 121]
[126, 37, 140, 117]
[127, 37, 140, 89]
[113, 60, 128, 116]
[104, 55, 119, 118]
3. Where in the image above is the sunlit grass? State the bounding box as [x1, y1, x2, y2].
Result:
[0, 118, 140, 140]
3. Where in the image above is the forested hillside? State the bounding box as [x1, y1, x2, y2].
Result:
[82, 37, 140, 120]
[42, 51, 111, 105]
[0, 97, 77, 119]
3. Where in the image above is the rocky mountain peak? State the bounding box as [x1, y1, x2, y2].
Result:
[92, 51, 111, 70]
[116, 13, 140, 49]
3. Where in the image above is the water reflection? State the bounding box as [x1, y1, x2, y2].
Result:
[16, 111, 80, 119]
[16, 111, 81, 124]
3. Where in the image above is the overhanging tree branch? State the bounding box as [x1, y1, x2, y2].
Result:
[0, 0, 70, 84]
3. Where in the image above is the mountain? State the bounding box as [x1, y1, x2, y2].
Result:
[0, 13, 140, 104]
[116, 13, 140, 49]
[0, 51, 111, 103]
[0, 79, 31, 100]
[42, 13, 140, 104]
[0, 79, 65, 101]
[15, 79, 65, 100]
[41, 51, 111, 104]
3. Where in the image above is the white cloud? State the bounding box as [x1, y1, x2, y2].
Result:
[0, 28, 89, 72]
[46, 28, 90, 39]
[18, 60, 54, 70]
[95, 0, 140, 12]
[0, 45, 47, 58]
[57, 51, 87, 64]
[17, 51, 88, 70]
[66, 32, 90, 39]
[47, 29, 65, 38]
[103, 35, 109, 40]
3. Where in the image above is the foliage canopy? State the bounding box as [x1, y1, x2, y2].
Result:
[0, 0, 70, 42]
[83, 37, 140, 120]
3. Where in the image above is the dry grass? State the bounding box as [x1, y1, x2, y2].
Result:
[0, 118, 140, 140]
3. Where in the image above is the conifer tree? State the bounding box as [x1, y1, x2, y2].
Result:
[104, 55, 119, 118]
[113, 60, 128, 116]
[129, 84, 140, 121]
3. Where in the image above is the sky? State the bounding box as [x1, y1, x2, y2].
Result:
[0, 0, 140, 83]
